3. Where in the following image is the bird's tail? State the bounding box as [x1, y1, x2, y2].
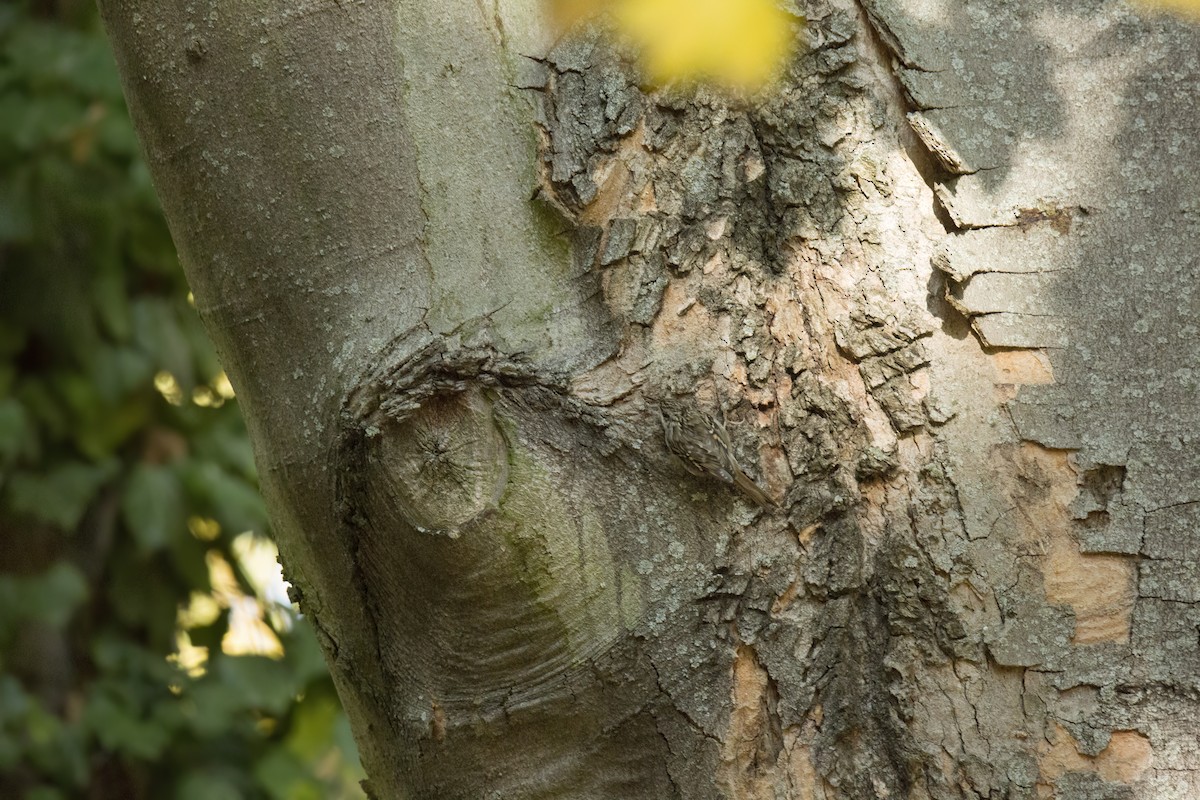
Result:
[733, 470, 776, 508]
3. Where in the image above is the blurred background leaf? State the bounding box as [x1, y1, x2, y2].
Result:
[547, 0, 801, 91]
[1135, 0, 1200, 17]
[0, 2, 364, 797]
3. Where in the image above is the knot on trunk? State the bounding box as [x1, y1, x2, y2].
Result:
[368, 389, 508, 538]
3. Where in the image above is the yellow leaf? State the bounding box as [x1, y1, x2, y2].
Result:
[616, 0, 797, 90]
[545, 0, 800, 91]
[548, 0, 607, 28]
[1135, 0, 1200, 15]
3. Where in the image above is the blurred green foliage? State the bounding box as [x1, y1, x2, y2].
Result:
[0, 2, 364, 797]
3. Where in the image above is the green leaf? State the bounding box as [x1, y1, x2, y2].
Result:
[181, 682, 242, 739]
[0, 164, 33, 242]
[0, 564, 88, 643]
[0, 675, 30, 719]
[131, 298, 195, 390]
[5, 20, 123, 101]
[87, 345, 153, 403]
[168, 529, 213, 593]
[92, 260, 133, 342]
[25, 788, 67, 800]
[177, 770, 245, 800]
[0, 731, 19, 773]
[106, 555, 179, 648]
[96, 111, 140, 159]
[122, 464, 184, 552]
[0, 320, 25, 359]
[214, 656, 299, 716]
[193, 422, 258, 481]
[278, 625, 331, 689]
[15, 380, 68, 442]
[84, 690, 172, 761]
[54, 371, 145, 459]
[4, 459, 117, 530]
[0, 397, 31, 465]
[186, 609, 229, 651]
[181, 461, 268, 536]
[0, 91, 86, 152]
[0, 677, 27, 772]
[54, 370, 100, 419]
[254, 746, 320, 800]
[90, 634, 180, 684]
[126, 204, 179, 277]
[25, 700, 87, 787]
[22, 562, 88, 628]
[285, 691, 340, 761]
[180, 308, 224, 386]
[0, 6, 17, 37]
[75, 398, 149, 460]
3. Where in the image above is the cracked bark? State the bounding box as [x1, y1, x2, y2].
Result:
[99, 0, 1199, 797]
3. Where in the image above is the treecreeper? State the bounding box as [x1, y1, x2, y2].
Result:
[658, 402, 777, 508]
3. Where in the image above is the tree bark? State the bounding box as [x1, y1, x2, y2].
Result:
[98, 0, 1200, 797]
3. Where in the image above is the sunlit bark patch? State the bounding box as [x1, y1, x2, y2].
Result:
[997, 443, 1136, 645]
[1036, 722, 1152, 797]
[718, 644, 784, 799]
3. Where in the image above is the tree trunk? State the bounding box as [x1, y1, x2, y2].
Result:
[97, 0, 1200, 797]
